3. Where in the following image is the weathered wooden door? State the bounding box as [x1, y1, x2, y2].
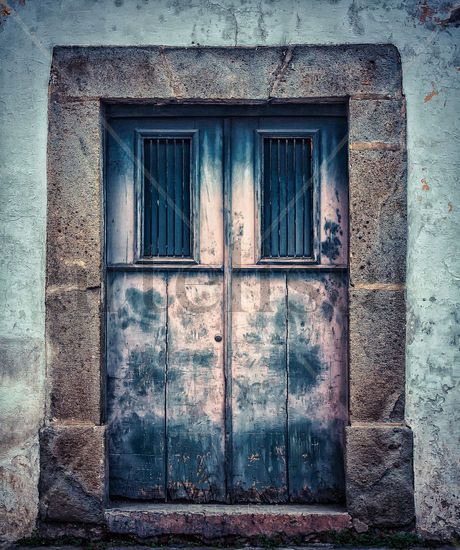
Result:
[106, 105, 348, 504]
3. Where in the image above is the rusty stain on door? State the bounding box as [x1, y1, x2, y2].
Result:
[105, 104, 348, 503]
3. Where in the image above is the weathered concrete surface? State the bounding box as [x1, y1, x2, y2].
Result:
[106, 504, 351, 538]
[39, 424, 105, 524]
[0, 337, 44, 540]
[0, 0, 459, 542]
[346, 425, 414, 527]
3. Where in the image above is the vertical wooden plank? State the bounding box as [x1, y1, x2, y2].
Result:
[319, 118, 348, 265]
[106, 270, 167, 499]
[106, 120, 135, 264]
[166, 272, 226, 502]
[231, 272, 288, 503]
[199, 120, 224, 265]
[231, 118, 256, 266]
[287, 272, 347, 503]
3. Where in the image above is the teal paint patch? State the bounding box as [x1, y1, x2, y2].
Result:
[321, 220, 342, 261]
[289, 343, 323, 393]
[167, 429, 226, 502]
[321, 301, 334, 322]
[232, 429, 288, 503]
[118, 287, 164, 332]
[127, 346, 166, 396]
[288, 418, 345, 503]
[108, 411, 166, 499]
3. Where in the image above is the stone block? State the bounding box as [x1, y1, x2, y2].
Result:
[349, 150, 406, 285]
[277, 44, 402, 99]
[349, 99, 406, 149]
[47, 99, 102, 290]
[349, 289, 406, 422]
[46, 288, 101, 422]
[39, 424, 105, 524]
[345, 424, 414, 527]
[106, 503, 352, 539]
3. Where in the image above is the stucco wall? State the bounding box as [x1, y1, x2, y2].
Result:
[0, 0, 458, 541]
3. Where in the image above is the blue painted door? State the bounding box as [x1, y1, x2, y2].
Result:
[105, 106, 348, 503]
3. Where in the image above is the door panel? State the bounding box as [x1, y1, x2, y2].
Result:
[231, 272, 288, 502]
[106, 116, 225, 501]
[287, 272, 347, 502]
[106, 108, 348, 504]
[106, 271, 167, 499]
[166, 272, 225, 502]
[229, 115, 348, 503]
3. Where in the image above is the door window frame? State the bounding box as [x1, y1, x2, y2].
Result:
[254, 128, 321, 264]
[134, 129, 200, 264]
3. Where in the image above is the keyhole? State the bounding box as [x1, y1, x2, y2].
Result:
[214, 334, 223, 343]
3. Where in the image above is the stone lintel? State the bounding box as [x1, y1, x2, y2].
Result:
[50, 45, 402, 101]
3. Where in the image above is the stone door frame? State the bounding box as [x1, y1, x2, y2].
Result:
[42, 45, 413, 530]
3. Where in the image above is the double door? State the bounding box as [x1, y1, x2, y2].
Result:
[105, 105, 348, 503]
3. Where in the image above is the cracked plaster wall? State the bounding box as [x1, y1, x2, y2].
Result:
[0, 0, 459, 541]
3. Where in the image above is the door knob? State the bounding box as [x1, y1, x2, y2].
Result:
[214, 334, 223, 342]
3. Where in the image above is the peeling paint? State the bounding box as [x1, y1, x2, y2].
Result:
[424, 81, 439, 102]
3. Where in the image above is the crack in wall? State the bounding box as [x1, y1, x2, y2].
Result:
[268, 46, 295, 98]
[159, 47, 186, 99]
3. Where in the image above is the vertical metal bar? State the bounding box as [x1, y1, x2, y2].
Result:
[293, 139, 296, 258]
[165, 138, 169, 256]
[268, 139, 272, 255]
[223, 118, 233, 503]
[145, 140, 152, 257]
[171, 139, 177, 256]
[285, 138, 289, 256]
[164, 273, 169, 501]
[188, 138, 192, 257]
[277, 139, 281, 257]
[182, 139, 185, 257]
[156, 139, 160, 256]
[302, 139, 306, 256]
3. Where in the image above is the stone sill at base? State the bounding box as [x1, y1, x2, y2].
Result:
[105, 503, 352, 538]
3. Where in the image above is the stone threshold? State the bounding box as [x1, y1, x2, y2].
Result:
[105, 503, 352, 538]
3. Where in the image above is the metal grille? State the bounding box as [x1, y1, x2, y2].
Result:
[262, 137, 313, 259]
[143, 137, 192, 258]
